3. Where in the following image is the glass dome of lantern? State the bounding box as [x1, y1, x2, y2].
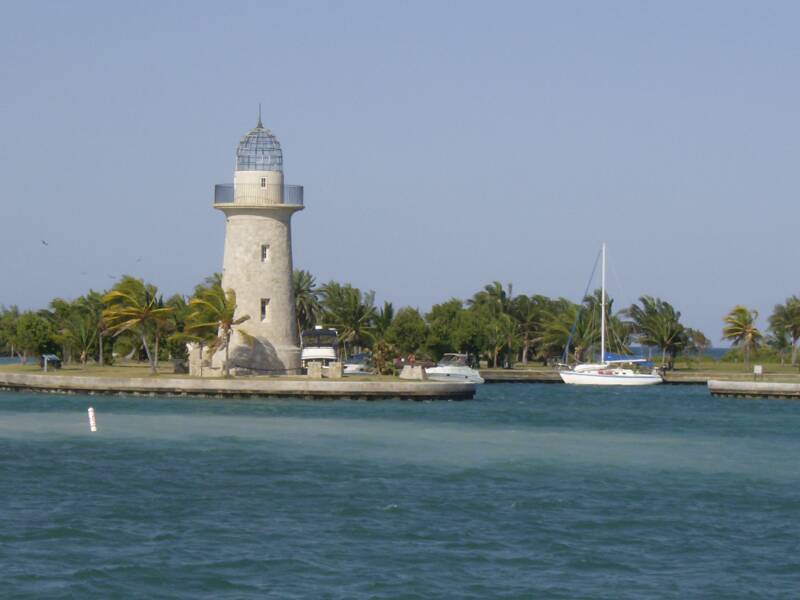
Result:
[235, 115, 284, 172]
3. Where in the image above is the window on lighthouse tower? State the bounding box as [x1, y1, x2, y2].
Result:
[261, 298, 270, 322]
[260, 177, 267, 188]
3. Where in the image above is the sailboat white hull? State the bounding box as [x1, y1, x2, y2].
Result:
[560, 370, 662, 386]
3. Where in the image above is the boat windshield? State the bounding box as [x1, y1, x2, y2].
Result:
[439, 354, 468, 366]
[346, 353, 370, 365]
[301, 329, 338, 349]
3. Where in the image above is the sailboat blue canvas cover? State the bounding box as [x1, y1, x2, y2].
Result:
[604, 353, 654, 367]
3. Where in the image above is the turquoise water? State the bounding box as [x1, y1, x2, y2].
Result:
[1, 385, 798, 598]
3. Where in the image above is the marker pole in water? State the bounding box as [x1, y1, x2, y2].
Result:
[88, 407, 97, 432]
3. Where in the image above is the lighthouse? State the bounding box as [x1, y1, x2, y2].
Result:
[210, 114, 304, 374]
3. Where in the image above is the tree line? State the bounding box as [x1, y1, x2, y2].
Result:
[0, 274, 244, 376]
[295, 274, 715, 369]
[0, 270, 794, 372]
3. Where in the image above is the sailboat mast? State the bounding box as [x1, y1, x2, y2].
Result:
[600, 242, 606, 364]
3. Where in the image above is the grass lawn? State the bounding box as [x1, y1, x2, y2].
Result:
[0, 361, 185, 378]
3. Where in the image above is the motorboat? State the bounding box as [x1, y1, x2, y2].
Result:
[425, 353, 485, 384]
[343, 353, 373, 375]
[300, 326, 338, 367]
[559, 243, 663, 386]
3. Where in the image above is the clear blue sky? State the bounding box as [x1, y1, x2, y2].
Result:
[1, 1, 798, 341]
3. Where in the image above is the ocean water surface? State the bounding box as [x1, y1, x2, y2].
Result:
[1, 384, 798, 598]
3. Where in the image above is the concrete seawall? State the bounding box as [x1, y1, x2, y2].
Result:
[708, 380, 800, 399]
[0, 373, 476, 401]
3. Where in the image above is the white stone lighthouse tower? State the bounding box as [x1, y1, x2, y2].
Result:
[211, 115, 304, 374]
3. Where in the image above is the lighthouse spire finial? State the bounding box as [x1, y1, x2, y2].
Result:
[257, 103, 263, 128]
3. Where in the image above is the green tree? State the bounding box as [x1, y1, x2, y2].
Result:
[386, 307, 427, 355]
[45, 298, 76, 363]
[451, 308, 489, 363]
[468, 282, 518, 367]
[425, 299, 464, 359]
[722, 305, 762, 370]
[14, 312, 53, 363]
[0, 306, 20, 356]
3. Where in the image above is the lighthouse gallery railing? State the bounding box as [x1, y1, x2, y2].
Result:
[213, 183, 304, 206]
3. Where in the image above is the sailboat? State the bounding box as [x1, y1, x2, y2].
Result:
[559, 243, 663, 386]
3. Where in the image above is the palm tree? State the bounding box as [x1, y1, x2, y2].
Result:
[468, 281, 512, 317]
[542, 299, 590, 362]
[624, 296, 687, 368]
[766, 329, 791, 365]
[486, 313, 516, 368]
[374, 301, 395, 342]
[722, 305, 762, 369]
[293, 269, 321, 339]
[164, 293, 191, 360]
[174, 274, 223, 375]
[769, 297, 800, 366]
[150, 294, 175, 370]
[63, 310, 97, 367]
[102, 276, 174, 374]
[469, 282, 516, 365]
[511, 294, 549, 365]
[78, 291, 106, 366]
[319, 282, 377, 358]
[186, 284, 250, 378]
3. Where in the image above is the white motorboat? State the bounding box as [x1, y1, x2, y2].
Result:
[300, 326, 338, 366]
[426, 353, 485, 384]
[343, 353, 373, 375]
[559, 243, 662, 386]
